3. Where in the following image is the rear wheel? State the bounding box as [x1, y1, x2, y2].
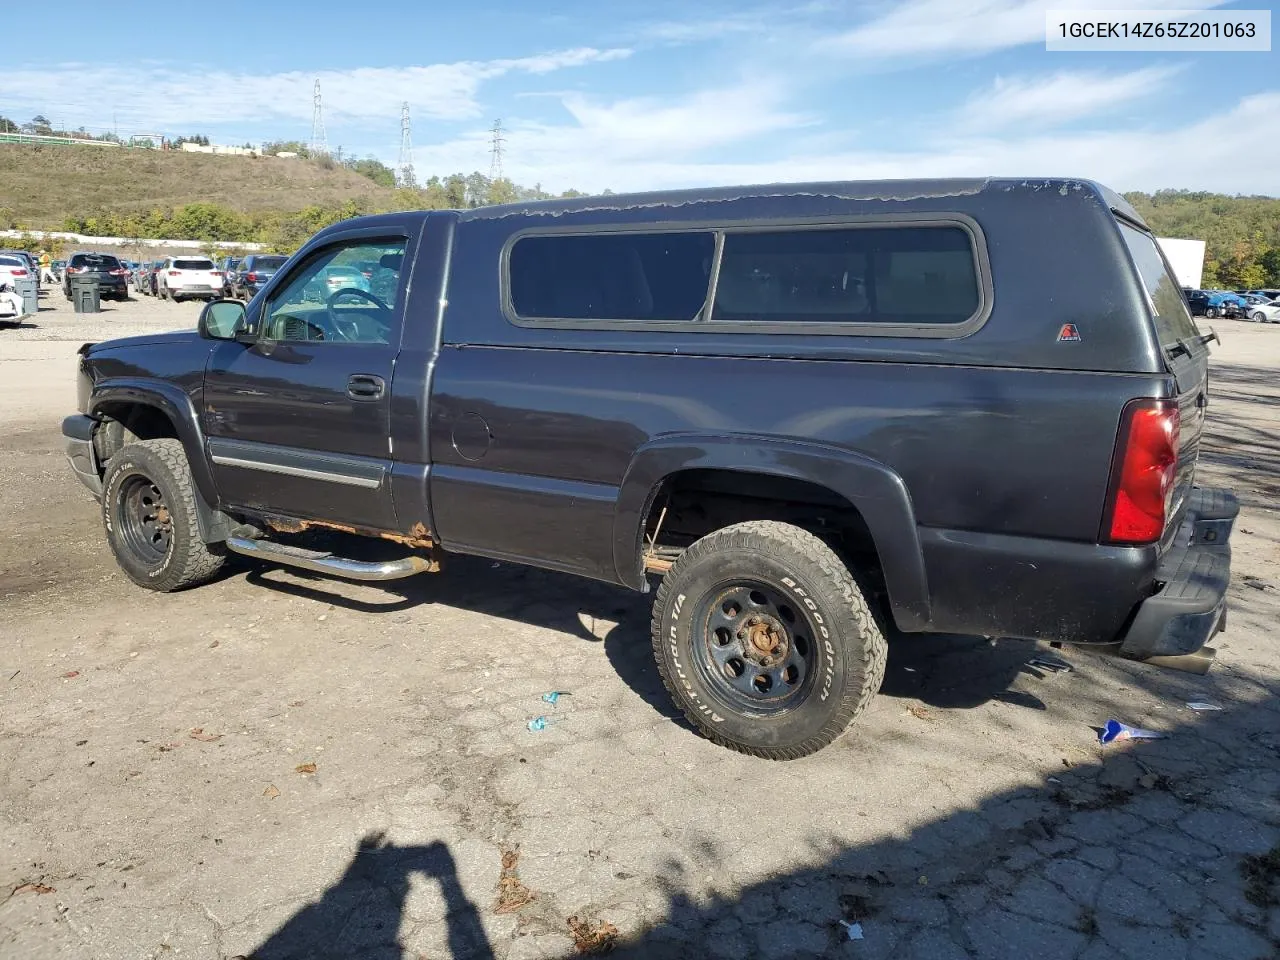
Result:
[101, 438, 226, 592]
[1205, 306, 1219, 319]
[651, 520, 887, 759]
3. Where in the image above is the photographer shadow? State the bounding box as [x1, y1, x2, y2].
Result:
[245, 832, 493, 960]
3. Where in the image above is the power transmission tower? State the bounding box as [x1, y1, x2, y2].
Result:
[398, 102, 416, 188]
[488, 119, 506, 181]
[310, 79, 328, 157]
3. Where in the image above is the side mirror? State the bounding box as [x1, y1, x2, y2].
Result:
[198, 299, 248, 341]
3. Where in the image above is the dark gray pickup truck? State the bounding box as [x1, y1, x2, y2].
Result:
[62, 178, 1236, 759]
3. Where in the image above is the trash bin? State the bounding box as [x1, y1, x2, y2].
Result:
[72, 277, 100, 314]
[16, 277, 38, 316]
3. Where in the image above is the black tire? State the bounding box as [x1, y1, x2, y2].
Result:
[101, 438, 225, 592]
[651, 520, 886, 759]
[1205, 307, 1219, 319]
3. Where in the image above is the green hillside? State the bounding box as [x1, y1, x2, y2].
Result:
[0, 144, 398, 228]
[1125, 190, 1280, 288]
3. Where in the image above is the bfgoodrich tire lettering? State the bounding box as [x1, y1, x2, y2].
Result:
[101, 438, 226, 592]
[650, 520, 887, 760]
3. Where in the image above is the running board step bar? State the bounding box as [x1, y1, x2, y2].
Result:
[225, 534, 438, 581]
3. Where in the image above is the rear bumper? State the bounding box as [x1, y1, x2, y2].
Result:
[62, 414, 102, 498]
[1117, 487, 1236, 660]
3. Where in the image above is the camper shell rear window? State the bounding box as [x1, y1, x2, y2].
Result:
[503, 217, 990, 337]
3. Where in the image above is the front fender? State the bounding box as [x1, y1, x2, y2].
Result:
[89, 378, 219, 511]
[613, 434, 931, 631]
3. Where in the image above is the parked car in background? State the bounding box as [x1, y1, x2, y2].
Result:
[0, 250, 41, 291]
[0, 254, 33, 292]
[62, 252, 129, 301]
[227, 254, 288, 300]
[51, 260, 67, 283]
[134, 261, 153, 295]
[317, 264, 372, 299]
[1197, 291, 1247, 319]
[1245, 298, 1280, 323]
[156, 257, 225, 302]
[141, 261, 164, 296]
[217, 257, 242, 297]
[0, 255, 30, 323]
[1238, 289, 1280, 302]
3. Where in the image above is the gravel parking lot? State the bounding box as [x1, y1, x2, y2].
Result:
[2, 290, 1279, 959]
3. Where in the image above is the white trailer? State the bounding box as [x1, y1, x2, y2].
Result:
[1156, 238, 1206, 289]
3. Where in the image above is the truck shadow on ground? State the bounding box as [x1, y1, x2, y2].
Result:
[237, 661, 1280, 960]
[242, 545, 1054, 721]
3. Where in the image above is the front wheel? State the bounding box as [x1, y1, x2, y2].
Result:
[102, 438, 226, 591]
[1253, 311, 1267, 323]
[650, 520, 887, 759]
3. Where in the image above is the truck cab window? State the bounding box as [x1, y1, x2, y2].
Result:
[264, 241, 406, 344]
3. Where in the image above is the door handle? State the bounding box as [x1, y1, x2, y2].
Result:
[347, 374, 385, 401]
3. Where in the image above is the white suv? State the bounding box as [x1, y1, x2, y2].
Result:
[157, 257, 224, 302]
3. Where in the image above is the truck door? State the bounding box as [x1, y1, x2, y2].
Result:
[203, 225, 420, 533]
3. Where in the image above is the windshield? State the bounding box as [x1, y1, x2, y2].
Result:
[1117, 223, 1202, 349]
[72, 254, 120, 269]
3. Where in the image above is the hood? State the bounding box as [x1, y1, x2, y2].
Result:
[84, 329, 199, 354]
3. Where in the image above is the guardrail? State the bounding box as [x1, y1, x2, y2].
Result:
[0, 229, 266, 252]
[0, 132, 121, 148]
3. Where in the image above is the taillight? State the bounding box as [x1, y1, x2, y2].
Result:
[67, 266, 83, 274]
[1103, 399, 1180, 544]
[12, 268, 27, 276]
[168, 270, 180, 276]
[246, 272, 259, 282]
[109, 268, 127, 276]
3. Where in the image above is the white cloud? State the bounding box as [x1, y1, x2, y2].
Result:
[820, 0, 1228, 59]
[635, 2, 836, 44]
[638, 15, 771, 43]
[421, 88, 1280, 196]
[413, 77, 813, 178]
[0, 47, 631, 132]
[955, 65, 1181, 131]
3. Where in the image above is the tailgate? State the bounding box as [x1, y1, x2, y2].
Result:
[1166, 349, 1207, 531]
[1114, 220, 1211, 547]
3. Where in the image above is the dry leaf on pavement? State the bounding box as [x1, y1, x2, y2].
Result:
[189, 728, 222, 743]
[12, 883, 55, 895]
[494, 847, 536, 914]
[295, 763, 317, 775]
[567, 915, 619, 954]
[263, 784, 281, 800]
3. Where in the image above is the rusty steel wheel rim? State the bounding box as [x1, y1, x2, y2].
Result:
[117, 474, 173, 565]
[692, 580, 818, 715]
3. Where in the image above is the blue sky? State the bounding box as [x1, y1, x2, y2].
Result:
[8, 0, 1279, 194]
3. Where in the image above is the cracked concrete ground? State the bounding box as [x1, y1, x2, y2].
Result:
[2, 293, 1279, 959]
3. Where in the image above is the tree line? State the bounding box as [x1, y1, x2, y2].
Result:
[1125, 189, 1280, 288]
